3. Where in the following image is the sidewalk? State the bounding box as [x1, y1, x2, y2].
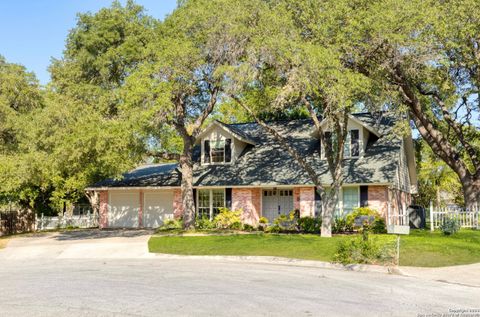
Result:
[399, 263, 480, 287]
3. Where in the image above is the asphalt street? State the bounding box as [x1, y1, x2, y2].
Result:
[0, 231, 478, 316]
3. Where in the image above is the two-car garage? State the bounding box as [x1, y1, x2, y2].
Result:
[107, 190, 174, 228]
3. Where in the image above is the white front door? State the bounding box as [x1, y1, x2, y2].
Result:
[143, 190, 174, 228]
[262, 189, 294, 222]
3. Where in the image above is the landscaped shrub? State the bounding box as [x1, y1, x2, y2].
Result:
[243, 224, 256, 231]
[333, 231, 395, 265]
[213, 208, 242, 230]
[158, 218, 183, 231]
[195, 216, 215, 230]
[259, 217, 268, 224]
[332, 216, 352, 233]
[298, 216, 321, 234]
[345, 207, 386, 233]
[440, 217, 461, 235]
[265, 223, 281, 233]
[272, 211, 298, 232]
[371, 218, 387, 234]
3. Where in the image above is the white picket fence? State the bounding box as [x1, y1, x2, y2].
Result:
[429, 203, 479, 231]
[386, 202, 409, 226]
[37, 213, 99, 231]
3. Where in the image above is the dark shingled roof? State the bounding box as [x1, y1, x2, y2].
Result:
[89, 112, 400, 188]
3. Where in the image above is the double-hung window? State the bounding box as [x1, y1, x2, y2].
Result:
[197, 189, 225, 220]
[204, 139, 232, 164]
[322, 130, 360, 158]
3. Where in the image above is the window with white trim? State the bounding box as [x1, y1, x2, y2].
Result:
[342, 187, 359, 214]
[203, 139, 232, 164]
[322, 129, 360, 159]
[197, 189, 225, 220]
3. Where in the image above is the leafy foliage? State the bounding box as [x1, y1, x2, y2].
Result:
[333, 231, 395, 265]
[158, 218, 184, 231]
[195, 216, 215, 230]
[298, 217, 322, 234]
[440, 218, 461, 236]
[213, 208, 242, 230]
[415, 139, 463, 207]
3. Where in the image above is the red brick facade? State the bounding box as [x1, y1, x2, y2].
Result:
[98, 185, 412, 228]
[173, 189, 183, 219]
[367, 186, 389, 217]
[99, 190, 108, 229]
[390, 188, 412, 218]
[299, 187, 315, 217]
[293, 188, 300, 211]
[232, 188, 261, 225]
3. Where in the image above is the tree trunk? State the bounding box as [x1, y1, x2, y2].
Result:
[85, 190, 99, 216]
[180, 137, 196, 230]
[321, 160, 343, 238]
[320, 188, 339, 238]
[462, 176, 480, 210]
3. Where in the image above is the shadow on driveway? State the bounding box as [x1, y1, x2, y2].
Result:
[52, 229, 155, 241]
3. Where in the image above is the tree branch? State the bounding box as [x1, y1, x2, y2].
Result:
[416, 85, 480, 170]
[230, 94, 324, 190]
[192, 86, 220, 136]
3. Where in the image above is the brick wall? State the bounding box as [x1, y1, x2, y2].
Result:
[99, 190, 108, 229]
[293, 188, 300, 211]
[173, 189, 183, 219]
[299, 187, 315, 217]
[367, 186, 388, 217]
[390, 188, 412, 218]
[232, 188, 261, 225]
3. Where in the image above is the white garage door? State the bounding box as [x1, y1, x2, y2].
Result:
[143, 191, 174, 228]
[108, 191, 140, 228]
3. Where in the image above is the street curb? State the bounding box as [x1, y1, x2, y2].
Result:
[152, 253, 399, 275]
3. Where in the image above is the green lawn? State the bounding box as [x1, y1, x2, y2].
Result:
[399, 230, 480, 267]
[148, 230, 480, 267]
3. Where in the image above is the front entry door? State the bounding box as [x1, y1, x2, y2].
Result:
[262, 189, 294, 222]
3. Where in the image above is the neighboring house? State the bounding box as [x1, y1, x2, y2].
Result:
[86, 112, 417, 229]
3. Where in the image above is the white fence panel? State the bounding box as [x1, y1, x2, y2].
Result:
[37, 213, 99, 230]
[430, 203, 479, 231]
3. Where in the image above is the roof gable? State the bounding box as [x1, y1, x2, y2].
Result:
[318, 114, 382, 137]
[195, 120, 256, 145]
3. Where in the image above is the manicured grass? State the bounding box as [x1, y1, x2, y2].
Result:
[149, 233, 351, 262]
[399, 230, 480, 267]
[149, 229, 480, 267]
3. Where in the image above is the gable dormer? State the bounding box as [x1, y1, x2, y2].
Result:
[318, 114, 381, 159]
[196, 121, 256, 165]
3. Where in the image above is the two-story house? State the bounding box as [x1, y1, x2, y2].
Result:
[87, 112, 417, 228]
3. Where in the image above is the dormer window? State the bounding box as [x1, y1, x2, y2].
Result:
[322, 129, 360, 159]
[345, 130, 360, 158]
[204, 138, 232, 164]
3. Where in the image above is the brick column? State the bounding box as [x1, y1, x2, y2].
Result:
[173, 189, 184, 219]
[232, 188, 261, 225]
[293, 188, 300, 211]
[99, 190, 108, 229]
[299, 187, 315, 217]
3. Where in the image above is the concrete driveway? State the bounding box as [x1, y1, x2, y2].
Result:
[0, 230, 479, 316]
[0, 229, 155, 259]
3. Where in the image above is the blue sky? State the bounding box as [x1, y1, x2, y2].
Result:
[0, 0, 177, 85]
